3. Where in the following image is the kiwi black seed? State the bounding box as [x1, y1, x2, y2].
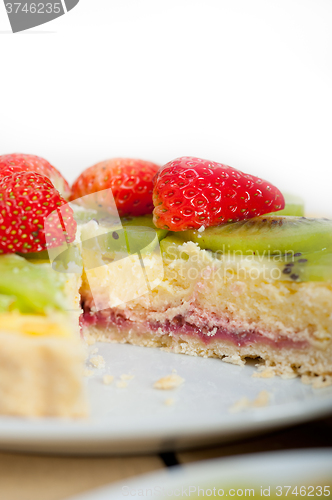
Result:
[279, 249, 332, 282]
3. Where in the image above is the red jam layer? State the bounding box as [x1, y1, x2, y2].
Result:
[81, 309, 308, 350]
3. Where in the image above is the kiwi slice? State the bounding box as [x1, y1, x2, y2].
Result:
[19, 246, 83, 273]
[71, 203, 99, 225]
[278, 249, 332, 282]
[18, 250, 50, 262]
[176, 216, 332, 256]
[72, 204, 169, 242]
[79, 224, 162, 270]
[121, 215, 168, 241]
[0, 294, 16, 313]
[0, 254, 67, 314]
[51, 244, 83, 273]
[20, 213, 167, 270]
[160, 235, 191, 261]
[79, 215, 167, 270]
[161, 234, 332, 283]
[268, 193, 304, 217]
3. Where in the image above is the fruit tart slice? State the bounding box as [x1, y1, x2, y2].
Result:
[0, 254, 86, 417]
[0, 160, 86, 417]
[77, 157, 332, 386]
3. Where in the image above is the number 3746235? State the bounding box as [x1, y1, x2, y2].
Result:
[5, 3, 62, 14]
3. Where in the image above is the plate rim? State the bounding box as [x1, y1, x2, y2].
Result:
[0, 393, 331, 445]
[66, 448, 332, 500]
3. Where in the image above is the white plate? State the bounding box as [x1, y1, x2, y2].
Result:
[66, 449, 332, 500]
[0, 343, 332, 454]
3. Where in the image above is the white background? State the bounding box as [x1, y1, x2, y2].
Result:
[0, 0, 331, 216]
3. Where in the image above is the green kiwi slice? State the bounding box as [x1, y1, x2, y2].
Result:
[121, 215, 168, 241]
[18, 213, 168, 270]
[278, 249, 332, 282]
[176, 216, 332, 256]
[161, 234, 332, 283]
[71, 203, 168, 241]
[0, 254, 67, 314]
[160, 235, 191, 261]
[268, 193, 304, 217]
[0, 294, 16, 313]
[71, 203, 99, 225]
[17, 250, 50, 261]
[78, 222, 163, 271]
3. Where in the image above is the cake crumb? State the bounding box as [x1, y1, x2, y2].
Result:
[229, 390, 271, 413]
[164, 398, 175, 406]
[90, 355, 106, 369]
[253, 364, 297, 380]
[154, 374, 184, 390]
[103, 375, 114, 385]
[116, 380, 128, 388]
[252, 390, 270, 407]
[252, 366, 275, 379]
[83, 369, 94, 377]
[222, 354, 245, 367]
[301, 374, 332, 388]
[229, 397, 251, 413]
[85, 336, 96, 346]
[197, 225, 205, 233]
[120, 374, 134, 381]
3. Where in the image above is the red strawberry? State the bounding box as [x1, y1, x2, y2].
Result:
[70, 158, 160, 217]
[0, 154, 71, 199]
[0, 171, 76, 254]
[153, 157, 285, 231]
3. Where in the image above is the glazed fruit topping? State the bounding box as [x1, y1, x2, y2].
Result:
[153, 156, 285, 231]
[0, 171, 76, 254]
[0, 254, 68, 313]
[70, 158, 160, 217]
[0, 153, 71, 199]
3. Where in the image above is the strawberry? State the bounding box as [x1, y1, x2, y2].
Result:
[153, 157, 285, 231]
[0, 171, 76, 254]
[70, 158, 160, 217]
[0, 154, 71, 199]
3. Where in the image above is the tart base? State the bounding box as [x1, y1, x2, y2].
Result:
[84, 324, 332, 383]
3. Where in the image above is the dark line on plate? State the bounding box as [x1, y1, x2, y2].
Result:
[159, 452, 180, 468]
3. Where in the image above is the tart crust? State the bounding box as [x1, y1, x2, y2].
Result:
[84, 323, 332, 381]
